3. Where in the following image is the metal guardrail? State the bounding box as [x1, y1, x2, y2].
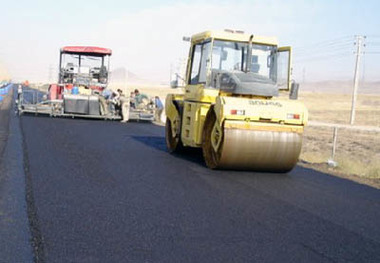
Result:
[0, 83, 12, 102]
[308, 121, 380, 133]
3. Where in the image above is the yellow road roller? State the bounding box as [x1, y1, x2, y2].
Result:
[165, 30, 308, 172]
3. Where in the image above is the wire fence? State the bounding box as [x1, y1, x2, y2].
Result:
[301, 124, 380, 178]
[292, 35, 380, 179]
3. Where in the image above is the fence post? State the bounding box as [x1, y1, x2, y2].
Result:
[328, 127, 338, 167]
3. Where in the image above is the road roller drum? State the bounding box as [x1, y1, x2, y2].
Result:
[202, 110, 303, 171]
[219, 128, 302, 171]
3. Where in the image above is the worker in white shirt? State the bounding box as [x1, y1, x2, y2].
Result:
[120, 91, 130, 123]
[17, 84, 23, 101]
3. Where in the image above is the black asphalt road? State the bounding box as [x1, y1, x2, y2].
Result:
[21, 115, 380, 263]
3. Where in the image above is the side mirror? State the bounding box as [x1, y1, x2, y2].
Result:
[289, 82, 299, 100]
[170, 79, 178, 89]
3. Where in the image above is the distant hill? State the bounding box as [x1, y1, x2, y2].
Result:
[110, 68, 153, 85]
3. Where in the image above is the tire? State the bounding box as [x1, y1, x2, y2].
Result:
[202, 109, 223, 169]
[165, 117, 183, 153]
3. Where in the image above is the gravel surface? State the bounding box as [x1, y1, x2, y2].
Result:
[20, 115, 380, 263]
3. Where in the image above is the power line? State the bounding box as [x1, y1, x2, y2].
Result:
[293, 35, 353, 49]
[299, 39, 353, 47]
[296, 48, 354, 58]
[296, 42, 353, 52]
[295, 41, 354, 53]
[293, 52, 352, 63]
[295, 42, 354, 56]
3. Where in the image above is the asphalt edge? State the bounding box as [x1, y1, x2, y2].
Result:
[20, 99, 46, 262]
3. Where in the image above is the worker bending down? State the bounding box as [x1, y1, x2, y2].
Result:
[134, 89, 149, 109]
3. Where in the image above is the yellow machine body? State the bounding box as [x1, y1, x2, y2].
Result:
[165, 30, 308, 172]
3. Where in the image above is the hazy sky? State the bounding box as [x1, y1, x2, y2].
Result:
[1, 0, 379, 83]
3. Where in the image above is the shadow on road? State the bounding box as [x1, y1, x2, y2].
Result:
[131, 135, 167, 152]
[131, 135, 206, 165]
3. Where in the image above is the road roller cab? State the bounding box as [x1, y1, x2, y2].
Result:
[165, 30, 308, 172]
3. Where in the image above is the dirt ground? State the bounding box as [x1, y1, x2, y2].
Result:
[299, 91, 380, 127]
[299, 91, 380, 188]
[300, 126, 380, 188]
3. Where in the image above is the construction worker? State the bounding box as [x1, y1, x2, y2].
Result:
[154, 96, 164, 122]
[102, 88, 112, 100]
[134, 89, 149, 109]
[118, 89, 130, 122]
[17, 84, 23, 102]
[106, 90, 119, 115]
[98, 88, 113, 115]
[129, 91, 136, 108]
[96, 92, 109, 116]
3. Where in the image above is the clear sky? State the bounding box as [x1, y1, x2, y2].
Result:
[1, 0, 379, 83]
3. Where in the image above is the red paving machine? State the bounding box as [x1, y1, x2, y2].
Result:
[18, 46, 121, 119]
[50, 46, 111, 99]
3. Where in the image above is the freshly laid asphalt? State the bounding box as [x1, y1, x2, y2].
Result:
[16, 113, 380, 263]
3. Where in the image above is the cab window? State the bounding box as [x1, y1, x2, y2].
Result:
[189, 42, 211, 84]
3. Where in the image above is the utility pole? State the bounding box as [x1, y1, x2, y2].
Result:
[350, 35, 364, 125]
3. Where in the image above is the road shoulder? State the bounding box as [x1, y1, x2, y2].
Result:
[0, 85, 34, 262]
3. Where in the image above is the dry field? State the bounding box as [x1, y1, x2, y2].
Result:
[299, 91, 380, 187]
[300, 92, 380, 126]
